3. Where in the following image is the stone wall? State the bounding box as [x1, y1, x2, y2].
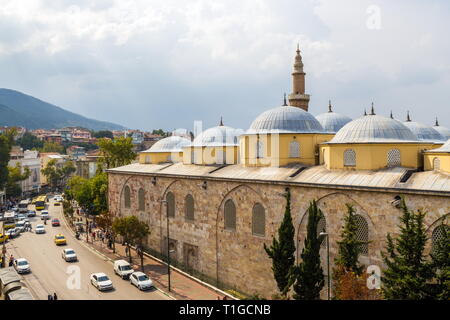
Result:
[108, 172, 450, 298]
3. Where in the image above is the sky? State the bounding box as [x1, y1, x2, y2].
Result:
[0, 0, 449, 132]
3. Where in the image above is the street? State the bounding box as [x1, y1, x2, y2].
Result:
[4, 198, 170, 300]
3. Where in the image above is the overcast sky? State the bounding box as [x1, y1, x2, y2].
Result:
[0, 0, 449, 131]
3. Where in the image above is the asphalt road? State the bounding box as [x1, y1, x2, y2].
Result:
[4, 198, 169, 300]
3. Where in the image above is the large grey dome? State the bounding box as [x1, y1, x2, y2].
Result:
[330, 114, 419, 143]
[247, 106, 325, 134]
[428, 138, 450, 153]
[403, 121, 445, 142]
[144, 136, 191, 153]
[316, 111, 352, 133]
[192, 125, 243, 147]
[433, 124, 450, 140]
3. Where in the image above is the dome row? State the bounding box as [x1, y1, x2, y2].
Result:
[145, 104, 449, 153]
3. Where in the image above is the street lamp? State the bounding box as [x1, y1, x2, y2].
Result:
[319, 231, 330, 300]
[160, 199, 173, 292]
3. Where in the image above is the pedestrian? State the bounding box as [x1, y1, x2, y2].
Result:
[48, 294, 53, 300]
[53, 292, 58, 300]
[222, 296, 228, 300]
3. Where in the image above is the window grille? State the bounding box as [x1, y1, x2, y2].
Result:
[166, 192, 175, 217]
[252, 203, 265, 236]
[344, 149, 356, 167]
[433, 157, 441, 171]
[387, 149, 401, 167]
[185, 194, 195, 221]
[124, 185, 131, 208]
[289, 141, 300, 158]
[355, 214, 369, 255]
[138, 188, 145, 211]
[432, 224, 448, 254]
[224, 199, 236, 231]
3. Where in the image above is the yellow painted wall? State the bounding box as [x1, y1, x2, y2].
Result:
[139, 151, 183, 164]
[240, 133, 334, 167]
[424, 153, 450, 173]
[182, 146, 239, 165]
[320, 143, 441, 170]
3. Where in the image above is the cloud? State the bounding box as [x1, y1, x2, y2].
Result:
[0, 0, 449, 131]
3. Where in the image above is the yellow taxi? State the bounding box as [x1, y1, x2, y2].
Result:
[0, 233, 9, 244]
[54, 234, 67, 245]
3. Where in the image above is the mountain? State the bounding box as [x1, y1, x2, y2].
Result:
[0, 88, 126, 131]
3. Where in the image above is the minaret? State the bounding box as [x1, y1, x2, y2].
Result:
[288, 44, 310, 111]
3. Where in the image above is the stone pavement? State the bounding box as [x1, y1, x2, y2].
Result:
[77, 230, 229, 300]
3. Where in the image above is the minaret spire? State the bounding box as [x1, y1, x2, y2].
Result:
[370, 102, 375, 115]
[406, 111, 411, 122]
[328, 100, 332, 113]
[283, 93, 287, 106]
[364, 109, 367, 116]
[435, 117, 439, 126]
[219, 116, 224, 126]
[390, 110, 394, 119]
[288, 44, 310, 111]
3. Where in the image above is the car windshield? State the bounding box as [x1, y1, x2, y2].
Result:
[138, 275, 149, 281]
[120, 265, 132, 271]
[66, 250, 75, 255]
[97, 276, 109, 282]
[56, 236, 65, 239]
[18, 261, 28, 266]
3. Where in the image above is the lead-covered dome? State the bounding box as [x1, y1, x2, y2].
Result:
[247, 106, 325, 134]
[403, 120, 445, 142]
[192, 125, 243, 147]
[144, 136, 191, 153]
[330, 114, 419, 143]
[433, 123, 450, 140]
[316, 104, 352, 133]
[428, 138, 450, 152]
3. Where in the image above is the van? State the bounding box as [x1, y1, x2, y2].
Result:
[113, 260, 134, 279]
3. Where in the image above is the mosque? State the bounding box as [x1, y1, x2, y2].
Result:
[107, 46, 450, 297]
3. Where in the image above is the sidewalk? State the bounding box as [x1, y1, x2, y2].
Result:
[69, 220, 229, 300]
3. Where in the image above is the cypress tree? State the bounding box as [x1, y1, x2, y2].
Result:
[335, 204, 364, 275]
[430, 225, 450, 300]
[291, 200, 325, 300]
[381, 197, 434, 299]
[264, 188, 296, 296]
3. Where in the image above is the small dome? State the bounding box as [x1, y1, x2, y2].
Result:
[144, 136, 191, 153]
[433, 125, 450, 140]
[247, 106, 325, 134]
[192, 125, 243, 147]
[316, 111, 352, 133]
[429, 138, 450, 153]
[403, 121, 445, 142]
[330, 114, 419, 143]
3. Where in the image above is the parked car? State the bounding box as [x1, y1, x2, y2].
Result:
[130, 271, 153, 291]
[15, 221, 26, 233]
[52, 219, 60, 227]
[54, 234, 67, 245]
[14, 258, 31, 274]
[17, 214, 26, 221]
[113, 260, 134, 279]
[0, 233, 9, 244]
[35, 224, 46, 234]
[6, 227, 20, 239]
[62, 248, 77, 262]
[90, 273, 113, 291]
[27, 210, 36, 217]
[40, 211, 49, 220]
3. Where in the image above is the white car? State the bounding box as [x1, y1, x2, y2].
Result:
[35, 224, 46, 234]
[90, 273, 113, 291]
[40, 211, 50, 220]
[14, 258, 31, 274]
[15, 221, 26, 232]
[62, 248, 77, 262]
[130, 271, 153, 291]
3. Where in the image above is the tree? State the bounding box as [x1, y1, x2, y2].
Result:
[90, 171, 108, 216]
[67, 176, 93, 213]
[381, 197, 434, 299]
[92, 130, 114, 139]
[16, 132, 44, 150]
[430, 225, 450, 300]
[0, 129, 16, 190]
[335, 204, 364, 275]
[112, 216, 150, 267]
[263, 188, 296, 296]
[41, 159, 76, 190]
[97, 137, 136, 169]
[151, 129, 168, 137]
[5, 163, 31, 198]
[40, 141, 64, 153]
[291, 200, 325, 300]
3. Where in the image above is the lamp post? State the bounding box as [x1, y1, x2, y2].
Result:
[319, 231, 330, 300]
[161, 199, 173, 292]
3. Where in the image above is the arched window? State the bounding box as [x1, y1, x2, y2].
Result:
[138, 188, 145, 211]
[344, 149, 356, 167]
[433, 157, 441, 171]
[185, 194, 195, 221]
[224, 199, 236, 231]
[252, 203, 265, 236]
[387, 149, 401, 167]
[289, 141, 300, 158]
[166, 192, 175, 218]
[256, 140, 264, 159]
[124, 185, 131, 208]
[355, 214, 369, 255]
[432, 224, 449, 254]
[317, 217, 327, 248]
[145, 155, 151, 164]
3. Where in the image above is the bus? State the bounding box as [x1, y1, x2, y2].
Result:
[34, 195, 47, 211]
[18, 200, 29, 213]
[3, 211, 16, 230]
